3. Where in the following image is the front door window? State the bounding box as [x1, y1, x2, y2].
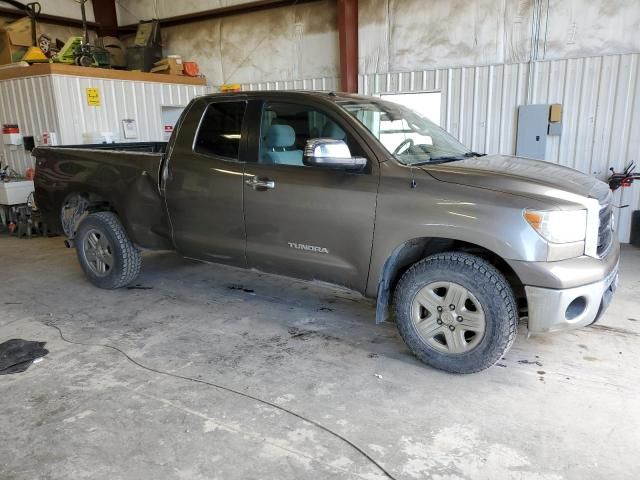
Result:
[258, 102, 362, 168]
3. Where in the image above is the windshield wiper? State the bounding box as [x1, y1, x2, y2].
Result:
[409, 151, 486, 164]
[406, 157, 464, 166]
[414, 152, 486, 164]
[464, 151, 486, 157]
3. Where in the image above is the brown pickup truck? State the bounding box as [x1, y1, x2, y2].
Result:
[33, 91, 619, 373]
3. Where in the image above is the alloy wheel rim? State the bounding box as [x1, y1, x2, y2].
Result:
[411, 281, 486, 354]
[83, 229, 113, 277]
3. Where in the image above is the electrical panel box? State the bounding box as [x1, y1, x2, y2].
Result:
[516, 103, 564, 159]
[516, 105, 549, 160]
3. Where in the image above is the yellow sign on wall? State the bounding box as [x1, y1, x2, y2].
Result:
[86, 87, 101, 106]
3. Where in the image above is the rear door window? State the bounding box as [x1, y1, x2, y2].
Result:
[194, 101, 247, 160]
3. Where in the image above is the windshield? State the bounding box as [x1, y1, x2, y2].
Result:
[336, 97, 475, 165]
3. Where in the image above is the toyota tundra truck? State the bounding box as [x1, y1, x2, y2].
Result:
[32, 91, 619, 373]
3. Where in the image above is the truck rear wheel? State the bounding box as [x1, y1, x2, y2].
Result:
[75, 212, 141, 289]
[393, 252, 517, 373]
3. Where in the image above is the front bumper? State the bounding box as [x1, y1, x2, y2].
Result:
[524, 249, 619, 333]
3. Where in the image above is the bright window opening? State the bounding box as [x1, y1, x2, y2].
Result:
[380, 92, 442, 126]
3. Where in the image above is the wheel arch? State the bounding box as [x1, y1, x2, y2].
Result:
[60, 188, 174, 250]
[374, 237, 526, 323]
[60, 191, 118, 238]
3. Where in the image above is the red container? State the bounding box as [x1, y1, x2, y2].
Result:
[2, 124, 19, 134]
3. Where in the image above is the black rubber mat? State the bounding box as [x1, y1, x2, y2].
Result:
[0, 339, 49, 375]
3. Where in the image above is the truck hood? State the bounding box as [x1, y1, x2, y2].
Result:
[422, 155, 611, 206]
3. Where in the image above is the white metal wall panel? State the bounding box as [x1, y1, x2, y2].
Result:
[0, 75, 60, 174]
[360, 53, 640, 242]
[0, 74, 208, 173]
[2, 59, 637, 241]
[240, 76, 339, 92]
[49, 75, 208, 145]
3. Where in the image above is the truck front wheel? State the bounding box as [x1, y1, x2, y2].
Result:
[75, 212, 142, 289]
[393, 252, 518, 373]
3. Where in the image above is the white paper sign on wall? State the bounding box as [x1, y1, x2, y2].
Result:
[122, 119, 138, 139]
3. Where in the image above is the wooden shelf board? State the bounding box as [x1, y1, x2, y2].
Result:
[0, 63, 207, 86]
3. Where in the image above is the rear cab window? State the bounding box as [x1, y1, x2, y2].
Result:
[194, 101, 247, 160]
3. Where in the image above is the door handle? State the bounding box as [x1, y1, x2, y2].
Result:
[245, 177, 275, 190]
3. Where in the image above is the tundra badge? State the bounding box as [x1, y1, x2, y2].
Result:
[288, 242, 329, 254]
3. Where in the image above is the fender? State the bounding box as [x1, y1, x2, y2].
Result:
[374, 237, 524, 324]
[374, 238, 451, 324]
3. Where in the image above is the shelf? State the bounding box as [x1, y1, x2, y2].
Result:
[0, 63, 207, 86]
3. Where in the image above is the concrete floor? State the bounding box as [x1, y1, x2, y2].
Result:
[1, 235, 639, 480]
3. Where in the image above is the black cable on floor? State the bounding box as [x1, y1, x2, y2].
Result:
[44, 321, 397, 480]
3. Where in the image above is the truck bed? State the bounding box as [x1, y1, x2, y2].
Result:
[32, 143, 173, 250]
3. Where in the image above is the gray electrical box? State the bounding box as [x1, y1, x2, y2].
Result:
[516, 105, 549, 160]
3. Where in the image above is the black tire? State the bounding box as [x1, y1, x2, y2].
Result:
[393, 252, 517, 373]
[75, 212, 141, 289]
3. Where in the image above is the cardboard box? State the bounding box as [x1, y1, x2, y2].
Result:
[0, 17, 37, 65]
[549, 103, 563, 123]
[151, 56, 183, 75]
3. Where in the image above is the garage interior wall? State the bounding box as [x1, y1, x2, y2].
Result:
[116, 0, 340, 87]
[126, 0, 639, 242]
[5, 0, 639, 240]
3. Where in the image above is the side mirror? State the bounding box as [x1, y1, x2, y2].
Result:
[303, 139, 367, 171]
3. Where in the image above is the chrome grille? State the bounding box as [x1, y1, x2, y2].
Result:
[597, 202, 613, 257]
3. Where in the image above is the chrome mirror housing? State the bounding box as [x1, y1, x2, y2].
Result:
[303, 139, 367, 170]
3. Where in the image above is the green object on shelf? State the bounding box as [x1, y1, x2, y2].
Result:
[92, 47, 110, 67]
[54, 36, 82, 64]
[52, 36, 111, 68]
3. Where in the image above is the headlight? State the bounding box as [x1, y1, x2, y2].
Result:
[524, 209, 587, 244]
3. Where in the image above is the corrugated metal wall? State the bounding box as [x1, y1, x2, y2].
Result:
[360, 53, 640, 242]
[4, 58, 635, 241]
[240, 76, 340, 92]
[50, 76, 209, 145]
[0, 74, 209, 174]
[0, 76, 60, 174]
